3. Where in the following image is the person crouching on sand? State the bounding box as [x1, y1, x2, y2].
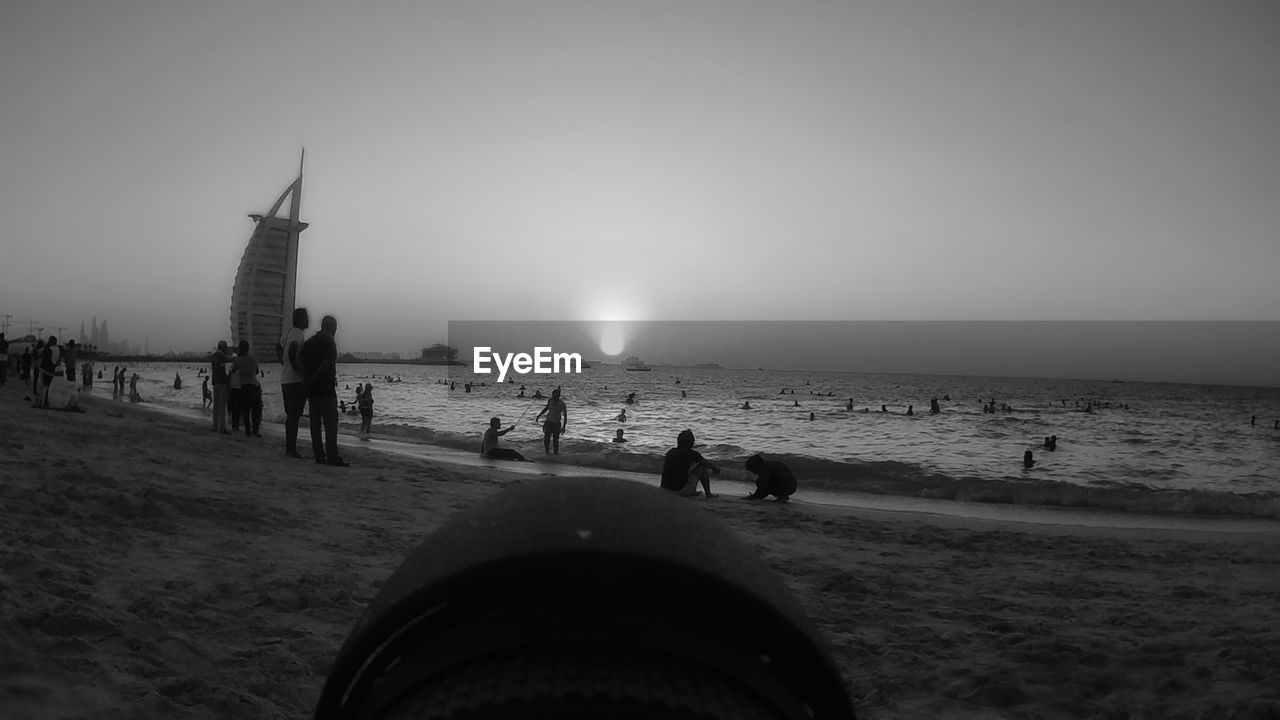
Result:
[659, 429, 720, 499]
[480, 417, 528, 462]
[743, 454, 798, 503]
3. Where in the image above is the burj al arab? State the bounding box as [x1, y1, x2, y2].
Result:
[229, 154, 307, 356]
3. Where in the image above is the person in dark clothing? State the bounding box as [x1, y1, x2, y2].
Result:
[659, 429, 720, 498]
[743, 454, 798, 503]
[37, 337, 61, 408]
[300, 315, 346, 467]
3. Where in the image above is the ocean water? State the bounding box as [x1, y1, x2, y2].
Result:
[93, 361, 1280, 518]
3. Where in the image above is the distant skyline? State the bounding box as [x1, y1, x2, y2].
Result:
[2, 1, 1277, 386]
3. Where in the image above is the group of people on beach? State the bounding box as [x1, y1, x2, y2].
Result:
[478, 386, 797, 503]
[208, 339, 265, 438]
[200, 307, 352, 468]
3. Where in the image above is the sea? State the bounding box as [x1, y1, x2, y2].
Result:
[82, 360, 1280, 521]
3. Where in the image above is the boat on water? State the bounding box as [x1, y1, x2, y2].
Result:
[623, 355, 652, 371]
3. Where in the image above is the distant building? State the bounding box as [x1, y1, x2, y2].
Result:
[229, 155, 307, 357]
[351, 351, 403, 361]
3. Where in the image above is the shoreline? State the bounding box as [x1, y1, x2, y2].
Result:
[135, 394, 1280, 534]
[3, 386, 1279, 719]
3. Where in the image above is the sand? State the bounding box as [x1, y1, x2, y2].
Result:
[2, 383, 1278, 720]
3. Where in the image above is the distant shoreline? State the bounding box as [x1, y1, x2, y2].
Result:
[85, 352, 468, 366]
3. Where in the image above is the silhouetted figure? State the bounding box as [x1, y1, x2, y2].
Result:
[279, 307, 310, 458]
[616, 409, 627, 422]
[742, 401, 752, 410]
[613, 429, 627, 443]
[233, 340, 262, 438]
[809, 412, 815, 421]
[1023, 450, 1036, 469]
[301, 314, 347, 466]
[358, 385, 374, 436]
[660, 429, 720, 498]
[210, 341, 231, 434]
[744, 454, 797, 503]
[535, 388, 568, 455]
[480, 416, 528, 461]
[906, 405, 913, 416]
[930, 397, 940, 414]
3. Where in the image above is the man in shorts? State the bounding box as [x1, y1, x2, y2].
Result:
[535, 388, 568, 455]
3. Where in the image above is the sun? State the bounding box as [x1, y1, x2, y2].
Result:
[598, 324, 627, 356]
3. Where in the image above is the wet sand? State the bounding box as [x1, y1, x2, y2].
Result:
[2, 385, 1278, 719]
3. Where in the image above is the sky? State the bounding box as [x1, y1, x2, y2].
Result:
[2, 1, 1277, 384]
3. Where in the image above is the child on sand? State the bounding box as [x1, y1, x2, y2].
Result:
[744, 454, 798, 503]
[480, 417, 529, 462]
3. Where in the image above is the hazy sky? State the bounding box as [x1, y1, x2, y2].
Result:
[2, 1, 1277, 382]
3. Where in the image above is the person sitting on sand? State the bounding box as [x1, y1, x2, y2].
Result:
[743, 454, 798, 503]
[659, 429, 720, 498]
[480, 417, 529, 462]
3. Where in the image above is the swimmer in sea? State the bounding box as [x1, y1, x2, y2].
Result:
[742, 401, 752, 410]
[616, 409, 627, 422]
[613, 429, 627, 443]
[1023, 450, 1036, 469]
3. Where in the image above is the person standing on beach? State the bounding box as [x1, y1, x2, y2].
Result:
[233, 340, 262, 438]
[227, 346, 243, 432]
[0, 333, 8, 387]
[210, 341, 231, 434]
[63, 340, 77, 384]
[279, 308, 309, 458]
[300, 314, 347, 467]
[202, 375, 211, 409]
[36, 337, 61, 408]
[659, 429, 720, 498]
[535, 387, 568, 455]
[31, 340, 44, 398]
[357, 384, 373, 437]
[743, 454, 798, 503]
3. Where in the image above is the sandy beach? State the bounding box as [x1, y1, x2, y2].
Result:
[2, 385, 1278, 720]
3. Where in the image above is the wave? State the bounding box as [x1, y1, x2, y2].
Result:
[370, 423, 1280, 519]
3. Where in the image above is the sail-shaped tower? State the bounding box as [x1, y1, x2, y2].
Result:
[229, 154, 307, 356]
